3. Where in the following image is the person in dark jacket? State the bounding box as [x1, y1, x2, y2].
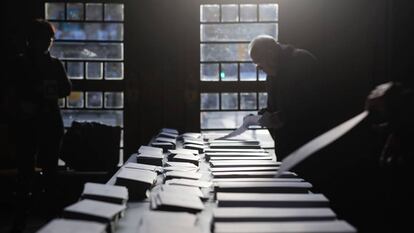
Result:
[247, 35, 328, 160]
[8, 19, 71, 232]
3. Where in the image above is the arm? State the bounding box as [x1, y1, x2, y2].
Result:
[54, 59, 72, 98]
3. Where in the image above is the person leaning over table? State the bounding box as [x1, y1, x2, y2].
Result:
[242, 35, 329, 160]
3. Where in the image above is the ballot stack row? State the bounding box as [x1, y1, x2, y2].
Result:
[37, 128, 357, 233]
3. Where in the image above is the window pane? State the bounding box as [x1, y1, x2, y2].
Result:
[201, 63, 219, 81]
[86, 62, 103, 80]
[67, 62, 83, 80]
[67, 91, 84, 108]
[201, 23, 277, 42]
[201, 93, 219, 110]
[258, 69, 267, 81]
[201, 43, 250, 62]
[221, 5, 238, 22]
[240, 4, 257, 22]
[221, 63, 238, 81]
[105, 92, 124, 108]
[45, 3, 65, 20]
[67, 3, 84, 20]
[259, 4, 279, 21]
[53, 23, 123, 41]
[259, 92, 268, 109]
[105, 62, 124, 80]
[62, 110, 123, 127]
[86, 92, 103, 108]
[201, 111, 256, 129]
[240, 63, 257, 81]
[221, 93, 238, 110]
[240, 92, 257, 109]
[50, 42, 123, 60]
[200, 5, 219, 22]
[86, 3, 103, 21]
[58, 98, 65, 108]
[105, 4, 124, 21]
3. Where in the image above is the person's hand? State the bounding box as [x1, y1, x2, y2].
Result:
[258, 111, 283, 129]
[242, 114, 262, 127]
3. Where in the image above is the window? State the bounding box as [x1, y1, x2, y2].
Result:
[200, 2, 278, 129]
[46, 1, 125, 163]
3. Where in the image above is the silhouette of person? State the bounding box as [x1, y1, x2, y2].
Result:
[291, 81, 414, 232]
[8, 19, 71, 232]
[246, 35, 328, 160]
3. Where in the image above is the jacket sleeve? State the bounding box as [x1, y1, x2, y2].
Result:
[54, 59, 72, 98]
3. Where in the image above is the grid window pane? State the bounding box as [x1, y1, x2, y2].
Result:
[105, 62, 124, 80]
[240, 92, 257, 109]
[221, 63, 238, 81]
[58, 98, 65, 108]
[62, 110, 123, 127]
[52, 23, 123, 41]
[67, 3, 84, 20]
[105, 4, 124, 21]
[221, 5, 238, 22]
[258, 69, 267, 81]
[221, 93, 238, 110]
[86, 3, 103, 21]
[240, 4, 257, 22]
[67, 91, 84, 108]
[105, 92, 124, 108]
[86, 92, 103, 108]
[201, 43, 250, 62]
[201, 93, 219, 110]
[201, 111, 256, 129]
[67, 62, 83, 80]
[200, 5, 220, 22]
[50, 42, 123, 60]
[259, 92, 268, 109]
[201, 64, 219, 81]
[259, 4, 279, 21]
[240, 63, 257, 81]
[45, 3, 65, 20]
[86, 62, 103, 80]
[201, 23, 278, 42]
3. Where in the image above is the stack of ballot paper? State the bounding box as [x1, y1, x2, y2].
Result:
[168, 153, 200, 166]
[164, 171, 203, 181]
[214, 221, 356, 233]
[169, 148, 199, 156]
[149, 187, 205, 213]
[213, 207, 337, 222]
[152, 136, 177, 151]
[115, 168, 157, 200]
[37, 219, 106, 233]
[123, 162, 162, 173]
[216, 193, 330, 208]
[165, 178, 212, 188]
[62, 199, 125, 233]
[136, 145, 164, 166]
[214, 181, 312, 193]
[81, 182, 128, 205]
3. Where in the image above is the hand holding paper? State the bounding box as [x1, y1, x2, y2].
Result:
[216, 114, 262, 140]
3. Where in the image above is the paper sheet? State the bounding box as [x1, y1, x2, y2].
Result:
[276, 111, 369, 177]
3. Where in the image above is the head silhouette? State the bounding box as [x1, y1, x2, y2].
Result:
[248, 35, 280, 76]
[27, 19, 55, 54]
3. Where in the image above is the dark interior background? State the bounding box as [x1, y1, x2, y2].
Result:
[2, 0, 413, 157]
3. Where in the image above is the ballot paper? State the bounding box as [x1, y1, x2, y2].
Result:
[216, 192, 330, 208]
[216, 115, 261, 140]
[214, 181, 312, 193]
[123, 162, 162, 173]
[214, 221, 356, 233]
[81, 182, 128, 205]
[165, 178, 212, 188]
[164, 171, 203, 180]
[213, 207, 336, 222]
[139, 211, 197, 227]
[276, 111, 368, 177]
[138, 145, 163, 155]
[37, 219, 106, 233]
